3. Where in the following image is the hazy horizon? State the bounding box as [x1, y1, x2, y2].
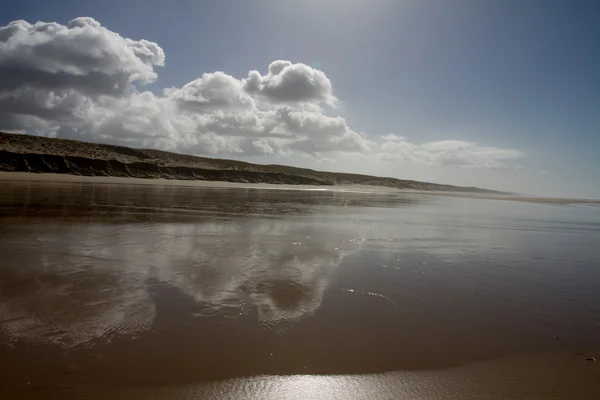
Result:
[2, 1, 599, 198]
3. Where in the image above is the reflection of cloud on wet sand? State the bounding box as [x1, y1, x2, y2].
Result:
[151, 220, 354, 330]
[0, 227, 155, 348]
[0, 217, 357, 346]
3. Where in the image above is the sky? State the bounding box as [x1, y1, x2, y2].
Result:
[1, 0, 599, 198]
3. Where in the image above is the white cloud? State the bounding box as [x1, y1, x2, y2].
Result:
[166, 71, 256, 112]
[0, 18, 164, 95]
[378, 135, 523, 170]
[0, 17, 523, 171]
[243, 60, 338, 106]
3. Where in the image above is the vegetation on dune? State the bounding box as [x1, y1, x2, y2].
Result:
[0, 132, 508, 194]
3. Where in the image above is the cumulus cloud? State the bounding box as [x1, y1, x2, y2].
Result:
[243, 60, 338, 106]
[0, 17, 523, 170]
[166, 71, 256, 112]
[0, 17, 368, 157]
[0, 17, 164, 95]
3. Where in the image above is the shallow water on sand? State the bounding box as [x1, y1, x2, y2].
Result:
[1, 180, 600, 398]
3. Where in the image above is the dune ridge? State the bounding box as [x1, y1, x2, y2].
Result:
[0, 132, 507, 194]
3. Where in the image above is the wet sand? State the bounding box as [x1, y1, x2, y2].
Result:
[3, 347, 600, 399]
[1, 179, 600, 398]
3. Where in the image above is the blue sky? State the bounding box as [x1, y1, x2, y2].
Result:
[1, 0, 599, 197]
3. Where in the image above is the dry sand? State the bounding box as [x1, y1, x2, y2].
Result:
[2, 171, 598, 205]
[0, 171, 398, 192]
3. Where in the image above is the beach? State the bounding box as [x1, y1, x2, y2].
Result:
[1, 177, 599, 399]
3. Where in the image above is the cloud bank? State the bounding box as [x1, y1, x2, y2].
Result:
[0, 17, 522, 170]
[378, 135, 524, 170]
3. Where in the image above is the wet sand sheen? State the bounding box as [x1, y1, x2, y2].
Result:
[4, 347, 600, 399]
[1, 180, 600, 398]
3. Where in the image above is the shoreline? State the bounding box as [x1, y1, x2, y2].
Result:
[0, 171, 400, 193]
[2, 171, 599, 205]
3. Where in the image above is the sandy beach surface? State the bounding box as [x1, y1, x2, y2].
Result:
[3, 347, 600, 399]
[1, 176, 600, 399]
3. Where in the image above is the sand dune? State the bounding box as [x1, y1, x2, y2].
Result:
[0, 132, 506, 194]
